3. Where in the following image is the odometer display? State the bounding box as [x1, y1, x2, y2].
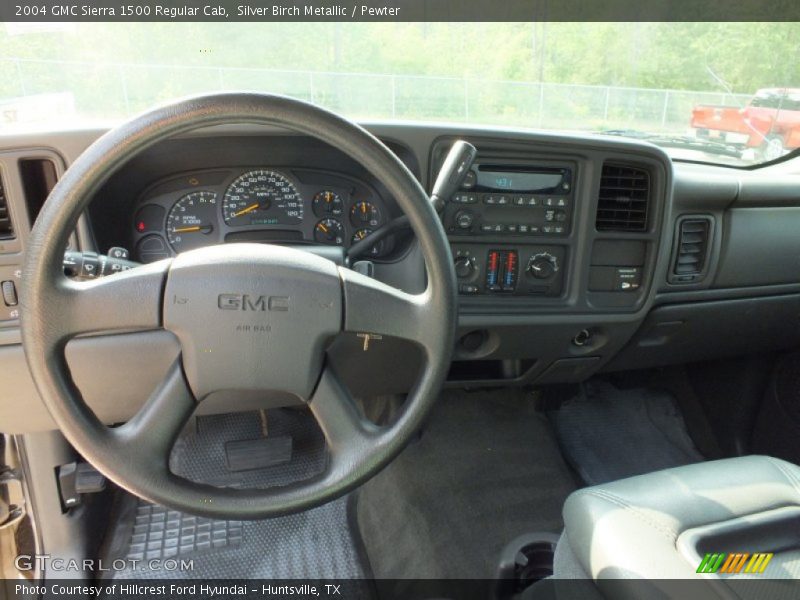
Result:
[222, 170, 304, 226]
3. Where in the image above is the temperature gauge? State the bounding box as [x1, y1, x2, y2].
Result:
[351, 228, 385, 257]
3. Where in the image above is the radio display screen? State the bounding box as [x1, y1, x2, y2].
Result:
[476, 166, 568, 194]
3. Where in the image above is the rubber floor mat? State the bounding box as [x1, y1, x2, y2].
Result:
[107, 410, 369, 582]
[551, 381, 704, 486]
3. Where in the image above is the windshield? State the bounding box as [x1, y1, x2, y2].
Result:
[1, 22, 797, 166]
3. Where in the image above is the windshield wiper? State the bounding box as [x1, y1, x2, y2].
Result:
[598, 129, 743, 159]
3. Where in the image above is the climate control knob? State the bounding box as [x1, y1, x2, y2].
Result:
[454, 256, 476, 279]
[454, 210, 474, 230]
[527, 253, 558, 279]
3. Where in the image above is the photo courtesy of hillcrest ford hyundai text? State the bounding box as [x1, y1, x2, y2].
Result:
[0, 2, 800, 599]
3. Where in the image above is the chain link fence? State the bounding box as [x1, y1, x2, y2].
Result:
[0, 57, 751, 133]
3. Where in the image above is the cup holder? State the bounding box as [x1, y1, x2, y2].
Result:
[494, 532, 560, 598]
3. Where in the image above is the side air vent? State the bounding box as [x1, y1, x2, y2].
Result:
[671, 217, 712, 283]
[0, 174, 14, 240]
[19, 158, 58, 227]
[596, 163, 650, 232]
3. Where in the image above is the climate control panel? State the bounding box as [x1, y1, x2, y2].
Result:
[451, 243, 566, 297]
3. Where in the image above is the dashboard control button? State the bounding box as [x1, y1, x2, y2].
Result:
[455, 210, 475, 230]
[518, 224, 529, 233]
[528, 253, 559, 279]
[1, 280, 18, 307]
[527, 197, 539, 206]
[461, 170, 477, 190]
[454, 256, 476, 279]
[458, 283, 479, 294]
[483, 195, 497, 205]
[507, 224, 518, 233]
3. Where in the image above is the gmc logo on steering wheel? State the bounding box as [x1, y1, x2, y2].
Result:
[217, 294, 290, 312]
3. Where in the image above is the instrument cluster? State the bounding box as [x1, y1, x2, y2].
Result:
[131, 167, 392, 263]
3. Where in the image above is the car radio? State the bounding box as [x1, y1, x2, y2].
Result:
[443, 163, 574, 236]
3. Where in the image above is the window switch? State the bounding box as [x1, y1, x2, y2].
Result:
[1, 280, 17, 307]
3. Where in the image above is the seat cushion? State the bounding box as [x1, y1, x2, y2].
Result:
[561, 455, 800, 585]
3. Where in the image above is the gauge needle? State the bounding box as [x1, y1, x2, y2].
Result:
[232, 203, 260, 218]
[361, 203, 366, 214]
[318, 223, 329, 233]
[173, 225, 201, 233]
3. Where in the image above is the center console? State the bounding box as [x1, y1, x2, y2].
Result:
[442, 159, 574, 297]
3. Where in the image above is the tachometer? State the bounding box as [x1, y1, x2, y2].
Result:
[222, 169, 304, 226]
[166, 191, 217, 253]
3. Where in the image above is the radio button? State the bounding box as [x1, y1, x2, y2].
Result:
[507, 224, 518, 233]
[496, 195, 509, 205]
[556, 197, 568, 207]
[483, 195, 497, 204]
[544, 198, 556, 207]
[545, 209, 555, 222]
[480, 224, 494, 233]
[518, 224, 529, 233]
[513, 196, 526, 206]
[527, 197, 538, 206]
[455, 211, 475, 230]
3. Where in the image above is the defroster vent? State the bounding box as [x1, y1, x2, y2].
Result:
[596, 164, 650, 232]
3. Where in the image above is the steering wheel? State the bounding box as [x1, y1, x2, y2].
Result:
[20, 93, 457, 519]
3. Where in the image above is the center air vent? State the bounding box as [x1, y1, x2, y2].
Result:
[0, 175, 14, 240]
[672, 217, 712, 283]
[596, 164, 650, 232]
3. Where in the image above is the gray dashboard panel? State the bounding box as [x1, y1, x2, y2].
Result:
[0, 121, 799, 432]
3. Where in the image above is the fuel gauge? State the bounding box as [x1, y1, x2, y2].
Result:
[314, 218, 344, 245]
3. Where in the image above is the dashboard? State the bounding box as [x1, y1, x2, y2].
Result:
[132, 167, 393, 262]
[1, 121, 800, 433]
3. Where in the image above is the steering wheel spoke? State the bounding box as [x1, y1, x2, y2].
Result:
[309, 365, 377, 465]
[111, 359, 197, 464]
[339, 266, 435, 351]
[53, 259, 170, 341]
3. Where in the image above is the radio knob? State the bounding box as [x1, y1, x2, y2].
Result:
[528, 253, 558, 279]
[454, 210, 474, 230]
[454, 256, 476, 279]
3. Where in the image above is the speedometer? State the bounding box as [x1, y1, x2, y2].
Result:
[222, 169, 304, 226]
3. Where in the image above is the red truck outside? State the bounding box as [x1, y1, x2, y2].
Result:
[691, 88, 800, 160]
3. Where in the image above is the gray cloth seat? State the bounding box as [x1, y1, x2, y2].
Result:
[555, 455, 800, 597]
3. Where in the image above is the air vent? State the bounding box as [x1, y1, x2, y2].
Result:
[672, 217, 711, 282]
[0, 175, 14, 240]
[596, 164, 650, 232]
